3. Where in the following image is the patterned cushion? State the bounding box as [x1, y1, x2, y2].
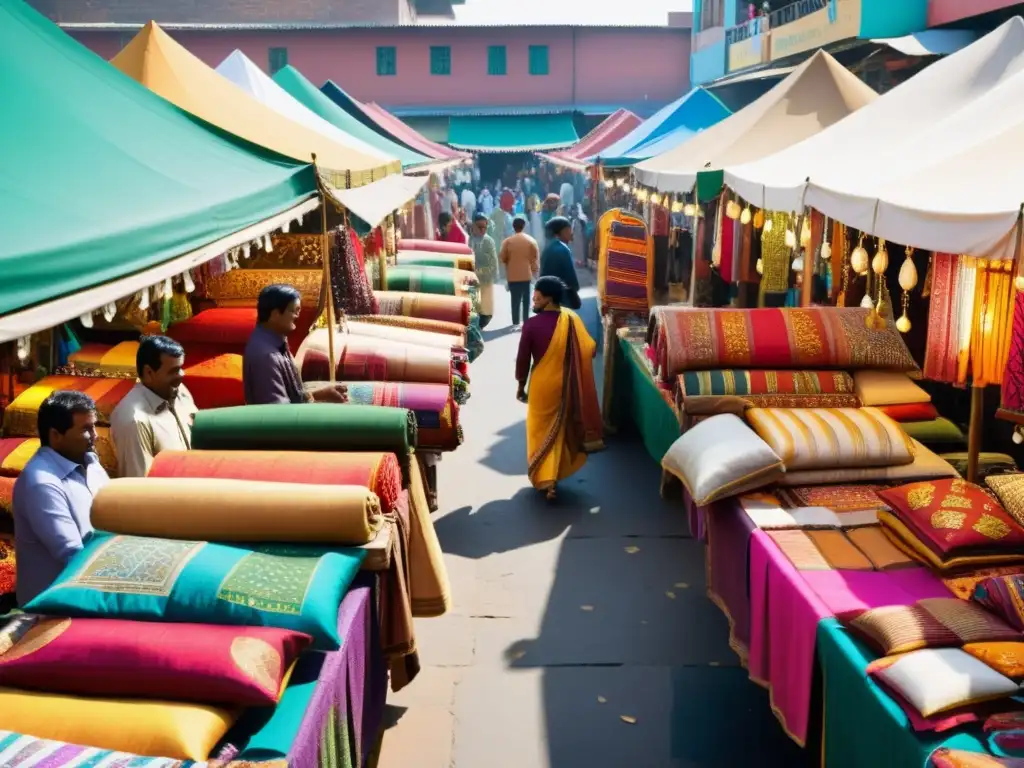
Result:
[0, 617, 310, 705]
[840, 597, 1021, 656]
[877, 403, 940, 422]
[962, 642, 1024, 682]
[987, 474, 1024, 528]
[869, 647, 1019, 717]
[853, 370, 932, 406]
[25, 532, 366, 650]
[747, 407, 916, 471]
[974, 575, 1024, 633]
[878, 479, 1024, 562]
[984, 713, 1024, 759]
[2, 376, 134, 435]
[677, 369, 861, 410]
[661, 413, 783, 506]
[777, 440, 958, 486]
[931, 748, 1024, 767]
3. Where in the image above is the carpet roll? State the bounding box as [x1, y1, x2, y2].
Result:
[374, 291, 471, 326]
[399, 239, 472, 256]
[295, 331, 454, 386]
[92, 477, 383, 544]
[385, 265, 477, 297]
[344, 321, 467, 352]
[397, 252, 475, 273]
[338, 382, 462, 452]
[190, 404, 417, 454]
[149, 449, 404, 514]
[347, 314, 467, 342]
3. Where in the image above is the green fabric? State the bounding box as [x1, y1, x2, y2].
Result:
[901, 417, 967, 447]
[613, 336, 680, 464]
[26, 533, 366, 650]
[448, 114, 579, 152]
[817, 618, 986, 768]
[191, 404, 417, 453]
[401, 256, 464, 269]
[272, 66, 429, 169]
[385, 266, 457, 296]
[1, 0, 316, 319]
[695, 170, 724, 203]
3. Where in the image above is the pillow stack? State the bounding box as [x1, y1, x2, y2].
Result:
[854, 371, 966, 451]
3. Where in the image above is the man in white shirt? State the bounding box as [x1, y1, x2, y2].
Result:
[479, 187, 494, 216]
[461, 186, 477, 220]
[110, 335, 198, 477]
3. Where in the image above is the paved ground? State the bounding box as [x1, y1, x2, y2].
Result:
[378, 273, 814, 768]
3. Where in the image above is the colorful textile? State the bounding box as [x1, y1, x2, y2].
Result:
[945, 453, 1019, 481]
[678, 369, 856, 401]
[985, 712, 1024, 758]
[647, 306, 919, 383]
[846, 526, 918, 571]
[777, 439, 958, 487]
[747, 407, 916, 471]
[384, 265, 476, 297]
[878, 402, 941, 422]
[184, 354, 245, 411]
[93, 476, 386, 543]
[341, 381, 461, 451]
[0, 687, 236, 761]
[190, 404, 416, 455]
[0, 617, 310, 705]
[0, 437, 40, 476]
[840, 597, 1020, 656]
[924, 253, 963, 384]
[168, 307, 316, 359]
[1002, 292, 1024, 414]
[331, 228, 378, 317]
[526, 310, 603, 491]
[902, 417, 968, 448]
[944, 566, 1024, 600]
[344, 320, 466, 353]
[879, 479, 1024, 564]
[597, 209, 653, 313]
[399, 253, 475, 272]
[399, 238, 472, 256]
[962, 642, 1024, 681]
[988, 474, 1024, 528]
[26, 532, 366, 650]
[374, 290, 471, 326]
[932, 748, 1024, 767]
[974, 574, 1024, 633]
[776, 484, 890, 512]
[853, 370, 932, 406]
[0, 534, 14, 598]
[67, 341, 139, 377]
[297, 331, 454, 386]
[2, 376, 134, 435]
[347, 313, 467, 341]
[0, 731, 210, 767]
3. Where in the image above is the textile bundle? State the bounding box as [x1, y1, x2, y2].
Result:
[182, 354, 244, 410]
[67, 341, 138, 377]
[190, 404, 417, 455]
[296, 331, 454, 386]
[0, 534, 14, 599]
[343, 320, 467, 353]
[375, 290, 471, 326]
[3, 376, 134, 436]
[384, 265, 478, 297]
[341, 381, 462, 451]
[168, 306, 317, 361]
[400, 238, 472, 256]
[647, 306, 920, 383]
[597, 209, 654, 313]
[675, 369, 860, 411]
[0, 478, 13, 517]
[1001, 291, 1024, 414]
[398, 252, 475, 273]
[347, 313, 467, 342]
[93, 477, 384, 544]
[330, 227, 378, 317]
[0, 437, 40, 476]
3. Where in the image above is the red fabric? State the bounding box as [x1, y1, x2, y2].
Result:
[877, 403, 941, 423]
[1002, 291, 1024, 413]
[879, 479, 1024, 560]
[0, 478, 13, 516]
[0, 618, 310, 705]
[349, 226, 366, 271]
[184, 354, 245, 410]
[0, 533, 13, 596]
[718, 214, 735, 281]
[149, 449, 403, 515]
[500, 190, 515, 214]
[169, 307, 317, 356]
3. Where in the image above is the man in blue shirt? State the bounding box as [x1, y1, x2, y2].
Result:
[13, 390, 109, 605]
[540, 216, 582, 310]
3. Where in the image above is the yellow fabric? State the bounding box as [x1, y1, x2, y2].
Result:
[746, 406, 916, 471]
[95, 341, 140, 376]
[853, 371, 932, 406]
[93, 477, 383, 543]
[526, 310, 593, 490]
[879, 511, 1024, 572]
[0, 687, 236, 761]
[407, 455, 451, 616]
[111, 24, 398, 188]
[1, 438, 40, 473]
[777, 439, 958, 486]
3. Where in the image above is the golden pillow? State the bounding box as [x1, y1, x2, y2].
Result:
[986, 474, 1024, 528]
[746, 407, 916, 471]
[0, 687, 237, 760]
[853, 371, 931, 406]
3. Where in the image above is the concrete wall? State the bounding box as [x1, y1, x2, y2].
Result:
[691, 41, 727, 85]
[927, 0, 1021, 26]
[71, 26, 691, 111]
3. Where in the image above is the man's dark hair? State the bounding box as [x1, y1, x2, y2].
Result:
[534, 276, 566, 305]
[512, 216, 526, 233]
[257, 284, 302, 323]
[438, 212, 453, 229]
[37, 391, 96, 447]
[136, 335, 184, 378]
[545, 216, 571, 237]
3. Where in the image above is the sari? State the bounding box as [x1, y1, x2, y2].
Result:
[526, 310, 604, 490]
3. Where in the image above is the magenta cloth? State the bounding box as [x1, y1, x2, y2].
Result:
[748, 530, 950, 745]
[705, 497, 757, 662]
[1003, 291, 1024, 413]
[683, 489, 706, 542]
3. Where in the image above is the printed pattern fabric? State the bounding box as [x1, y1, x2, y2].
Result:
[70, 536, 205, 597]
[2, 376, 135, 436]
[766, 526, 915, 572]
[598, 210, 653, 313]
[678, 370, 856, 407]
[776, 484, 891, 512]
[973, 575, 1024, 633]
[331, 228, 378, 317]
[987, 474, 1024, 528]
[647, 306, 919, 383]
[0, 534, 14, 598]
[931, 747, 1024, 767]
[1002, 291, 1024, 413]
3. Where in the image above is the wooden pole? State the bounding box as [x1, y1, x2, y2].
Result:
[313, 154, 338, 385]
[800, 209, 818, 307]
[967, 384, 984, 483]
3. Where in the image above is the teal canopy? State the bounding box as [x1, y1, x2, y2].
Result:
[0, 0, 317, 339]
[448, 114, 579, 153]
[272, 66, 432, 169]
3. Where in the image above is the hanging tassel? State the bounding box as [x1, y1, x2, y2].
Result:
[138, 286, 150, 311]
[243, 243, 251, 260]
[264, 233, 274, 252]
[182, 270, 196, 293]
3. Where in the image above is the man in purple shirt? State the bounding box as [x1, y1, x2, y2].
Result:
[243, 284, 347, 405]
[13, 391, 109, 605]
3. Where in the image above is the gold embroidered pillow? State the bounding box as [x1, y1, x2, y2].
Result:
[746, 407, 916, 471]
[986, 474, 1024, 528]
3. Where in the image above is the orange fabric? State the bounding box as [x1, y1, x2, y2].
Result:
[845, 526, 917, 571]
[184, 354, 244, 410]
[806, 530, 874, 570]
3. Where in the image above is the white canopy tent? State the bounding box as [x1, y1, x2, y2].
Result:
[724, 18, 1024, 259]
[632, 50, 876, 194]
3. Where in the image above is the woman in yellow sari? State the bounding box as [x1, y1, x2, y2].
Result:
[515, 277, 604, 500]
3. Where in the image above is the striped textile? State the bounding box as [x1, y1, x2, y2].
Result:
[598, 210, 653, 313]
[0, 731, 200, 767]
[2, 376, 134, 437]
[0, 437, 40, 477]
[374, 291, 471, 326]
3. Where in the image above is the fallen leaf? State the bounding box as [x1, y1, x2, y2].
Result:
[620, 715, 637, 725]
[674, 582, 690, 589]
[508, 650, 526, 661]
[708, 661, 720, 667]
[640, 620, 648, 625]
[581, 605, 594, 611]
[589, 507, 601, 514]
[598, 696, 607, 704]
[624, 545, 640, 554]
[665, 591, 676, 600]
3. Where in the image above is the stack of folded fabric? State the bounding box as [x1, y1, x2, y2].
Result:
[384, 265, 478, 298]
[347, 313, 467, 344]
[877, 479, 1024, 573]
[344, 320, 468, 355]
[397, 250, 475, 273]
[399, 239, 473, 256]
[339, 382, 463, 451]
[854, 371, 968, 452]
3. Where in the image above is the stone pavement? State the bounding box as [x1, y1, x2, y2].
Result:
[378, 273, 815, 768]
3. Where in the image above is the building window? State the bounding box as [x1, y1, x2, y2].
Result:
[430, 46, 451, 75]
[377, 46, 397, 76]
[528, 45, 549, 76]
[268, 47, 288, 75]
[700, 0, 724, 30]
[488, 45, 507, 76]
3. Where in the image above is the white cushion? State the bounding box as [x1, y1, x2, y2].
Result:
[661, 414, 784, 507]
[874, 647, 1019, 717]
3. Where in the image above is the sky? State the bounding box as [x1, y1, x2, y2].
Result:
[448, 0, 694, 26]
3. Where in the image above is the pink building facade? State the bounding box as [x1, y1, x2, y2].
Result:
[928, 0, 1022, 26]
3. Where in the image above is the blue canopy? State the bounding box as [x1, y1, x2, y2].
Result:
[593, 88, 731, 167]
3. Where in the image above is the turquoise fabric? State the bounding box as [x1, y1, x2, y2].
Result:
[26, 533, 366, 650]
[613, 336, 680, 464]
[448, 114, 579, 152]
[1, 0, 316, 320]
[817, 618, 987, 768]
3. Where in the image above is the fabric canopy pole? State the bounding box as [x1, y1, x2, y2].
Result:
[314, 156, 337, 385]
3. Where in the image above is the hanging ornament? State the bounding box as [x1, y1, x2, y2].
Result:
[792, 255, 804, 273]
[784, 227, 796, 249]
[650, 192, 662, 206]
[1014, 427, 1024, 445]
[138, 286, 150, 311]
[616, 178, 625, 188]
[756, 257, 764, 275]
[103, 302, 117, 323]
[622, 183, 631, 193]
[850, 235, 869, 275]
[740, 206, 752, 225]
[671, 198, 683, 213]
[753, 209, 765, 229]
[281, 219, 291, 234]
[860, 293, 875, 309]
[79, 311, 94, 329]
[762, 216, 773, 233]
[264, 234, 274, 252]
[182, 270, 196, 294]
[604, 179, 614, 189]
[820, 240, 831, 262]
[162, 277, 173, 298]
[872, 238, 889, 275]
[683, 203, 696, 217]
[16, 336, 30, 362]
[725, 200, 741, 220]
[898, 248, 918, 290]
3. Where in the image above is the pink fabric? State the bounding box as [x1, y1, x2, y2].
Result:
[705, 498, 757, 661]
[748, 530, 951, 745]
